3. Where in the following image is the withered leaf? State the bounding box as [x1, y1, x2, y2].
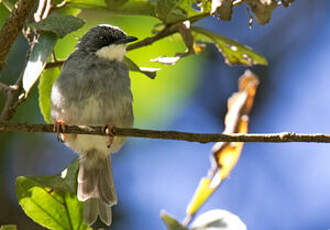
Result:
[185, 70, 259, 218]
[211, 0, 233, 21]
[246, 0, 278, 25]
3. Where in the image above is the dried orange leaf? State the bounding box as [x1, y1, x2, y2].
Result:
[185, 70, 259, 219]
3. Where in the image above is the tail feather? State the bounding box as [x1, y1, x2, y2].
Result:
[84, 198, 112, 226]
[78, 151, 117, 226]
[98, 159, 117, 205]
[83, 198, 99, 226]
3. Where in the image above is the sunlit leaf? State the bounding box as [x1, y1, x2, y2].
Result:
[15, 158, 89, 230]
[192, 26, 267, 66]
[29, 12, 85, 38]
[191, 209, 247, 230]
[0, 225, 17, 230]
[161, 211, 189, 230]
[22, 32, 57, 97]
[38, 67, 61, 123]
[66, 0, 107, 8]
[186, 177, 216, 217]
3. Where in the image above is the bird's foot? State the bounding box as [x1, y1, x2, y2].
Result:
[54, 120, 66, 142]
[104, 124, 116, 149]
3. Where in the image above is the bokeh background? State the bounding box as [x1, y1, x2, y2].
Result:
[1, 0, 330, 229]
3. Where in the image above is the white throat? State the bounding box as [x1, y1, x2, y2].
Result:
[95, 44, 127, 61]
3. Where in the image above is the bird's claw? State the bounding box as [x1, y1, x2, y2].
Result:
[104, 124, 116, 148]
[54, 120, 66, 142]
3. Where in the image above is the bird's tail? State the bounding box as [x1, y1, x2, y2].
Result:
[78, 151, 117, 226]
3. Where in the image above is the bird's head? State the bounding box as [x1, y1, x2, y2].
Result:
[76, 24, 137, 61]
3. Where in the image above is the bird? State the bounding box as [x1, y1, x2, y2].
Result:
[50, 24, 137, 227]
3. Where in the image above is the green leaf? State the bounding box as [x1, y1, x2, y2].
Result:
[29, 12, 85, 38]
[0, 4, 10, 27]
[0, 225, 17, 230]
[161, 211, 189, 230]
[16, 158, 89, 230]
[105, 0, 156, 16]
[66, 0, 107, 8]
[38, 67, 60, 123]
[192, 26, 267, 66]
[155, 0, 187, 23]
[124, 56, 159, 79]
[61, 157, 80, 193]
[22, 32, 57, 97]
[191, 209, 247, 230]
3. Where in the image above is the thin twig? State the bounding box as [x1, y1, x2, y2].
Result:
[1, 122, 330, 143]
[45, 60, 64, 69]
[0, 82, 11, 93]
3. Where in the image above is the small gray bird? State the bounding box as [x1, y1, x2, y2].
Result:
[50, 24, 137, 226]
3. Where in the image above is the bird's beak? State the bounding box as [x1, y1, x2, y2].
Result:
[115, 36, 138, 44]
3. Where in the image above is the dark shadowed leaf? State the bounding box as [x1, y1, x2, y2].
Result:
[192, 26, 267, 66]
[29, 12, 85, 38]
[124, 56, 159, 79]
[191, 209, 247, 230]
[161, 211, 189, 230]
[22, 32, 57, 97]
[15, 158, 90, 230]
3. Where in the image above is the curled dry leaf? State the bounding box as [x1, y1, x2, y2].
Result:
[246, 0, 277, 25]
[211, 0, 233, 21]
[185, 70, 259, 219]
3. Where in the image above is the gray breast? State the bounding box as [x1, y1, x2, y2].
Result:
[50, 51, 133, 128]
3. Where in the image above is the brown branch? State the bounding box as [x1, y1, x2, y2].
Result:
[45, 60, 64, 69]
[1, 122, 330, 143]
[126, 25, 178, 51]
[0, 0, 35, 72]
[0, 82, 11, 93]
